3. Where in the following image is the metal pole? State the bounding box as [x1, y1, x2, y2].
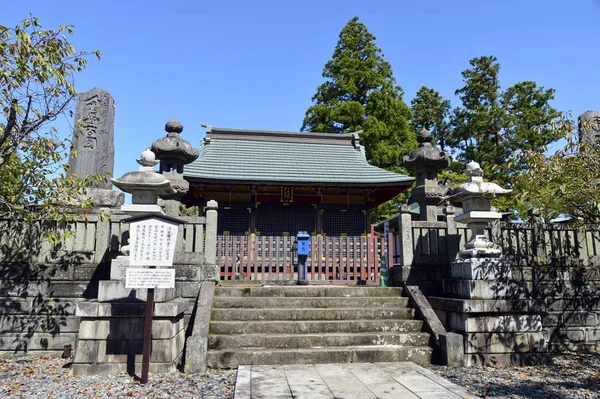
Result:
[141, 287, 154, 384]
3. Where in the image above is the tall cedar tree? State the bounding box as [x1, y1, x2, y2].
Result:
[301, 17, 414, 173]
[411, 86, 451, 151]
[449, 56, 561, 186]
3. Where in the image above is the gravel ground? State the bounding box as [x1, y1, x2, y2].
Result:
[0, 357, 236, 399]
[431, 351, 600, 399]
[1, 353, 600, 398]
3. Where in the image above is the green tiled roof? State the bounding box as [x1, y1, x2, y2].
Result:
[184, 127, 414, 187]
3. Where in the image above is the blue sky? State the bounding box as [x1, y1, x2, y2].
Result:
[5, 0, 600, 183]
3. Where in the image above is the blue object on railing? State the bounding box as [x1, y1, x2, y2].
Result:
[297, 233, 310, 282]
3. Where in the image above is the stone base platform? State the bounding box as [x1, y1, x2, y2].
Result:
[71, 298, 187, 376]
[429, 297, 549, 366]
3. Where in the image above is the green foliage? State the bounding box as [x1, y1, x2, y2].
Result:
[301, 16, 415, 172]
[515, 116, 600, 223]
[0, 16, 103, 225]
[411, 86, 451, 151]
[448, 56, 561, 187]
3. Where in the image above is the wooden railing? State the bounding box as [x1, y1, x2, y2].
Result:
[217, 235, 385, 284]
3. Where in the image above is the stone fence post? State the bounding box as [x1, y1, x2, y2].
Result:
[443, 205, 458, 264]
[398, 205, 414, 281]
[205, 200, 218, 267]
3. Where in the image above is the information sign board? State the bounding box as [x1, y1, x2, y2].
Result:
[129, 217, 178, 266]
[126, 268, 175, 289]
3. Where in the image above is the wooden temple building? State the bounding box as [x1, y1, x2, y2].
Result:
[181, 127, 415, 237]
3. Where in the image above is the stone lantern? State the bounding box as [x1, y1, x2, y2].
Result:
[73, 149, 187, 376]
[111, 148, 176, 215]
[402, 128, 450, 221]
[446, 161, 512, 258]
[151, 118, 199, 216]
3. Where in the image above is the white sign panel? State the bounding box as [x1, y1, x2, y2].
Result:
[129, 218, 178, 266]
[126, 268, 175, 289]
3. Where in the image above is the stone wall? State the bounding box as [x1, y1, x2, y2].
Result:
[0, 214, 214, 357]
[386, 212, 600, 362]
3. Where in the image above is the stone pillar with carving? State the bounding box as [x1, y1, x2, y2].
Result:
[578, 110, 600, 145]
[151, 118, 199, 216]
[67, 87, 124, 208]
[402, 129, 449, 222]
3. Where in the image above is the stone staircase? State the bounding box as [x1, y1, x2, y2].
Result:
[206, 285, 433, 368]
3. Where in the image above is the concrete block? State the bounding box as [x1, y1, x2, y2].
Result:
[464, 315, 542, 333]
[451, 258, 513, 280]
[154, 299, 188, 317]
[561, 312, 597, 327]
[152, 318, 183, 339]
[542, 313, 560, 327]
[79, 320, 110, 339]
[444, 280, 530, 299]
[465, 332, 546, 354]
[429, 297, 534, 313]
[73, 265, 104, 281]
[0, 333, 76, 351]
[176, 281, 201, 298]
[185, 336, 208, 373]
[174, 264, 200, 280]
[73, 340, 100, 363]
[174, 252, 203, 265]
[439, 332, 464, 366]
[549, 340, 595, 352]
[556, 328, 586, 342]
[545, 298, 600, 312]
[107, 318, 145, 340]
[48, 282, 88, 297]
[97, 280, 175, 302]
[587, 328, 600, 341]
[98, 302, 145, 318]
[534, 281, 600, 297]
[200, 264, 219, 281]
[109, 258, 129, 280]
[0, 316, 80, 334]
[76, 302, 99, 317]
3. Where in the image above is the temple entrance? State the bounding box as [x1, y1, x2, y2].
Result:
[217, 233, 388, 284]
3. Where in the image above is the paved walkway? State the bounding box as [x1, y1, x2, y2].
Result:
[234, 362, 480, 399]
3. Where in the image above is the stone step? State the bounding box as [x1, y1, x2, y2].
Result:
[206, 346, 433, 368]
[211, 307, 414, 321]
[208, 332, 430, 349]
[213, 296, 408, 309]
[214, 286, 403, 298]
[210, 319, 424, 335]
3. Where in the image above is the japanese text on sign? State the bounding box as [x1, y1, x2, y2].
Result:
[129, 218, 178, 266]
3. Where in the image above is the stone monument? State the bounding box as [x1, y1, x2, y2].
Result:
[68, 87, 123, 208]
[578, 110, 600, 145]
[402, 128, 450, 222]
[150, 118, 199, 216]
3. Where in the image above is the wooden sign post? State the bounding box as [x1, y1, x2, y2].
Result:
[125, 214, 180, 384]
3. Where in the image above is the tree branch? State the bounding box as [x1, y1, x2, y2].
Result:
[0, 98, 18, 151]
